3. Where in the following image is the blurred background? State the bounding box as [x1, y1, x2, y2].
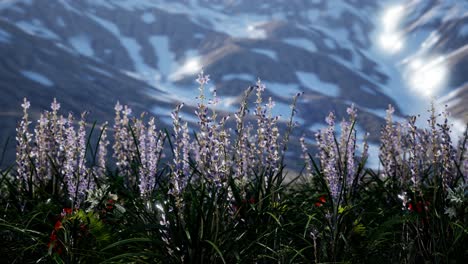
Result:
[0, 0, 466, 167]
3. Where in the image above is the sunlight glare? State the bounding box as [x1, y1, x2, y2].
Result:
[407, 56, 447, 97]
[169, 57, 201, 81]
[378, 33, 403, 53]
[382, 5, 404, 32]
[378, 4, 405, 54]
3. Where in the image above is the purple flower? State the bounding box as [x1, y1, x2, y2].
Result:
[379, 105, 402, 182]
[51, 98, 60, 112]
[16, 98, 33, 192]
[138, 117, 165, 197]
[96, 122, 109, 179]
[170, 104, 191, 207]
[63, 114, 78, 203]
[317, 112, 340, 203]
[196, 70, 210, 85]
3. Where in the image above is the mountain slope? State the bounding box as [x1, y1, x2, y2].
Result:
[0, 0, 466, 166]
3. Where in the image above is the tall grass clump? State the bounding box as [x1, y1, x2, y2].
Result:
[0, 71, 467, 263]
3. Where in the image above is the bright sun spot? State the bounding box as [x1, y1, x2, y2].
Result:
[245, 22, 267, 39]
[407, 56, 448, 97]
[183, 58, 200, 73]
[378, 33, 403, 52]
[169, 57, 201, 81]
[378, 5, 405, 53]
[382, 5, 404, 32]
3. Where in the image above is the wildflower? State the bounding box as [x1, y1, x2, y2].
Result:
[113, 102, 135, 177]
[407, 115, 422, 190]
[51, 98, 60, 112]
[62, 207, 73, 216]
[139, 117, 165, 197]
[16, 98, 33, 192]
[64, 114, 78, 203]
[340, 104, 358, 187]
[380, 105, 398, 178]
[317, 112, 340, 203]
[76, 112, 90, 200]
[196, 70, 210, 85]
[438, 107, 455, 190]
[54, 220, 62, 231]
[106, 199, 115, 210]
[315, 195, 327, 207]
[170, 103, 190, 207]
[96, 122, 109, 179]
[318, 195, 326, 203]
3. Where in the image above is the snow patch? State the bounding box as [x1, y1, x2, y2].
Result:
[251, 48, 278, 61]
[141, 12, 156, 24]
[68, 35, 94, 57]
[147, 1, 276, 39]
[20, 70, 54, 87]
[222, 74, 254, 82]
[149, 35, 175, 78]
[296, 71, 339, 97]
[90, 14, 157, 83]
[16, 19, 59, 40]
[283, 38, 317, 53]
[0, 0, 32, 10]
[56, 17, 66, 27]
[360, 85, 376, 95]
[323, 38, 336, 49]
[87, 65, 113, 78]
[263, 82, 302, 98]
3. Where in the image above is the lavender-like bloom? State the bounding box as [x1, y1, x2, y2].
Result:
[138, 122, 148, 195]
[51, 98, 60, 112]
[196, 70, 210, 86]
[253, 79, 268, 165]
[76, 112, 90, 200]
[233, 87, 254, 184]
[170, 104, 190, 207]
[264, 97, 281, 173]
[379, 105, 403, 183]
[16, 98, 33, 192]
[406, 115, 422, 191]
[438, 108, 455, 190]
[96, 122, 109, 179]
[49, 99, 67, 182]
[63, 113, 78, 204]
[193, 70, 234, 189]
[138, 117, 165, 197]
[113, 102, 135, 179]
[33, 113, 49, 184]
[343, 104, 357, 187]
[317, 112, 340, 203]
[60, 112, 91, 207]
[113, 102, 124, 169]
[428, 102, 440, 166]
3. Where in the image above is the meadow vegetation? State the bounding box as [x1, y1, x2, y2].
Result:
[1, 72, 467, 263]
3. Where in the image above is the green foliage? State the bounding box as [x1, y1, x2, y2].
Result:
[1, 85, 467, 263]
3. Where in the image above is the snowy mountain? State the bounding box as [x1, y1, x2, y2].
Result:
[0, 0, 466, 165]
